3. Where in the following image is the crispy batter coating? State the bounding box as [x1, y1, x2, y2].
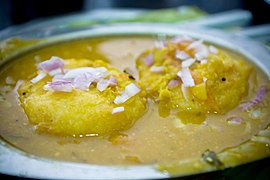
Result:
[19, 59, 147, 136]
[136, 40, 252, 117]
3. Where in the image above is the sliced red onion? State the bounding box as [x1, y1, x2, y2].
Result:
[182, 58, 196, 68]
[37, 58, 116, 93]
[48, 68, 62, 76]
[168, 79, 181, 89]
[95, 76, 118, 92]
[186, 39, 203, 51]
[97, 79, 110, 92]
[43, 65, 112, 92]
[64, 67, 107, 80]
[72, 73, 94, 90]
[150, 66, 164, 73]
[114, 94, 130, 105]
[43, 84, 51, 91]
[52, 74, 64, 81]
[200, 59, 208, 64]
[36, 55, 118, 93]
[108, 76, 118, 86]
[175, 50, 190, 60]
[46, 81, 73, 92]
[181, 84, 190, 101]
[227, 117, 243, 125]
[194, 46, 209, 60]
[209, 45, 218, 54]
[240, 86, 268, 110]
[30, 72, 47, 84]
[93, 67, 109, 81]
[125, 83, 141, 97]
[112, 106, 125, 114]
[114, 83, 140, 104]
[177, 68, 195, 87]
[64, 69, 70, 73]
[64, 67, 95, 78]
[38, 56, 65, 72]
[52, 74, 73, 82]
[144, 53, 154, 66]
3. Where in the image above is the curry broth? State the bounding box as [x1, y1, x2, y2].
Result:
[0, 36, 269, 165]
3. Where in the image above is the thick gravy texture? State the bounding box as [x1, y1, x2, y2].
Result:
[0, 36, 269, 165]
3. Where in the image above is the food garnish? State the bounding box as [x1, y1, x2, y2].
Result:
[114, 83, 141, 104]
[31, 56, 121, 93]
[240, 86, 268, 111]
[144, 53, 154, 66]
[112, 106, 125, 114]
[177, 67, 195, 87]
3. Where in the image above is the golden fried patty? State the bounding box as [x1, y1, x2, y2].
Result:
[136, 38, 252, 117]
[19, 59, 147, 136]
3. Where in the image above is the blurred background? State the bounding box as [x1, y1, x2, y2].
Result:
[0, 0, 270, 31]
